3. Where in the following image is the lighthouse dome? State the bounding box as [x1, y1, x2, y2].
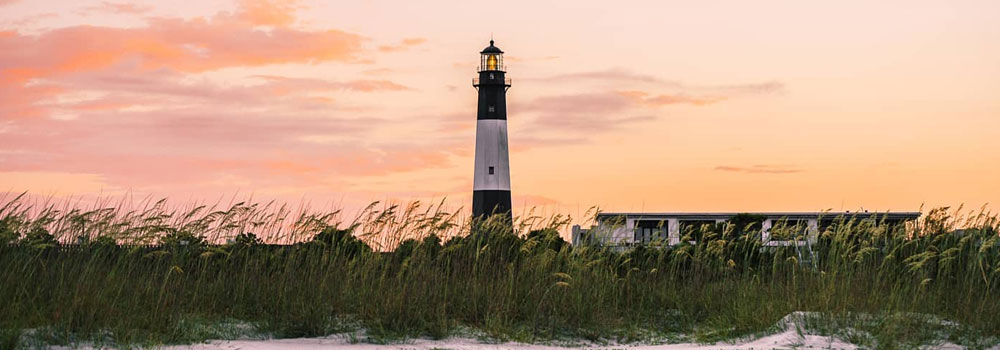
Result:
[480, 40, 503, 54]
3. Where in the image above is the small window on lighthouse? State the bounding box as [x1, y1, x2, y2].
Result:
[488, 106, 495, 113]
[488, 166, 495, 175]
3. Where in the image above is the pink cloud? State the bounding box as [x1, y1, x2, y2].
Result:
[503, 55, 559, 63]
[254, 75, 410, 93]
[1, 112, 461, 192]
[533, 69, 672, 85]
[400, 38, 426, 46]
[377, 37, 428, 52]
[78, 2, 154, 15]
[515, 92, 657, 132]
[714, 165, 803, 174]
[509, 136, 586, 152]
[362, 68, 395, 76]
[513, 194, 562, 207]
[532, 69, 785, 97]
[0, 3, 366, 92]
[10, 59, 406, 126]
[434, 112, 474, 132]
[0, 83, 64, 119]
[506, 86, 746, 150]
[518, 92, 632, 114]
[236, 0, 302, 26]
[4, 12, 58, 26]
[712, 81, 785, 95]
[617, 90, 725, 106]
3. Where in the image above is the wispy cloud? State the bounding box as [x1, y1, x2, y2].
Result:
[513, 193, 562, 206]
[714, 165, 803, 174]
[509, 135, 587, 152]
[518, 92, 632, 114]
[504, 55, 559, 63]
[710, 81, 785, 95]
[617, 90, 725, 106]
[515, 92, 659, 132]
[2, 12, 58, 26]
[77, 2, 153, 15]
[378, 37, 427, 52]
[0, 109, 460, 191]
[532, 69, 674, 86]
[530, 68, 785, 97]
[35, 64, 406, 116]
[252, 75, 411, 92]
[503, 92, 660, 150]
[235, 0, 303, 26]
[362, 68, 395, 76]
[433, 112, 474, 132]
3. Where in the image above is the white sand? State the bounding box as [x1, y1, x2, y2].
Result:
[164, 333, 859, 350]
[68, 312, 989, 350]
[163, 330, 859, 350]
[164, 315, 860, 350]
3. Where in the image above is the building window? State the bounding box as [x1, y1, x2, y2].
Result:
[488, 166, 494, 175]
[488, 106, 495, 113]
[635, 220, 668, 244]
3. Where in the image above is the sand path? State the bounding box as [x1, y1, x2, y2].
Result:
[163, 327, 865, 350]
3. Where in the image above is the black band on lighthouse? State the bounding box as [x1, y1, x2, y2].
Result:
[476, 71, 508, 120]
[472, 190, 512, 217]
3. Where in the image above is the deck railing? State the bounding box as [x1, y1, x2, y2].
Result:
[472, 77, 512, 86]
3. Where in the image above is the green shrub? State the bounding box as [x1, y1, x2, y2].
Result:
[20, 226, 57, 248]
[311, 225, 371, 256]
[230, 232, 262, 246]
[159, 230, 206, 247]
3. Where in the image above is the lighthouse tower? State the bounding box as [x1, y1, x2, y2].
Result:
[472, 40, 512, 220]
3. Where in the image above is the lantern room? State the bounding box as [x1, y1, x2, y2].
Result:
[479, 40, 504, 72]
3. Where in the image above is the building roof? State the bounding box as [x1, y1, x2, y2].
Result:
[596, 211, 921, 220]
[481, 40, 503, 54]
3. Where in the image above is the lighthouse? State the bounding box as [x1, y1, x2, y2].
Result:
[472, 40, 512, 220]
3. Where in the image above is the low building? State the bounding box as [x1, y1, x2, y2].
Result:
[571, 211, 920, 248]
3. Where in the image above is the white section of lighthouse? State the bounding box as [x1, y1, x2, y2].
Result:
[472, 40, 512, 220]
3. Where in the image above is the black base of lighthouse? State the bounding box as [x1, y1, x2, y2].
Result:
[472, 190, 511, 218]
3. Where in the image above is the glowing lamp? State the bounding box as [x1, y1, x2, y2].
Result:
[486, 54, 499, 70]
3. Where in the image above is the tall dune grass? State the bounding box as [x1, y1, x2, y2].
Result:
[0, 193, 998, 348]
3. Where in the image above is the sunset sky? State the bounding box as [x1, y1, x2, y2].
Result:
[2, 0, 998, 220]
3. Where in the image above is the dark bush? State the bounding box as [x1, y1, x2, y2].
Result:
[158, 230, 206, 247]
[20, 226, 57, 248]
[526, 227, 567, 252]
[311, 225, 371, 257]
[230, 232, 263, 246]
